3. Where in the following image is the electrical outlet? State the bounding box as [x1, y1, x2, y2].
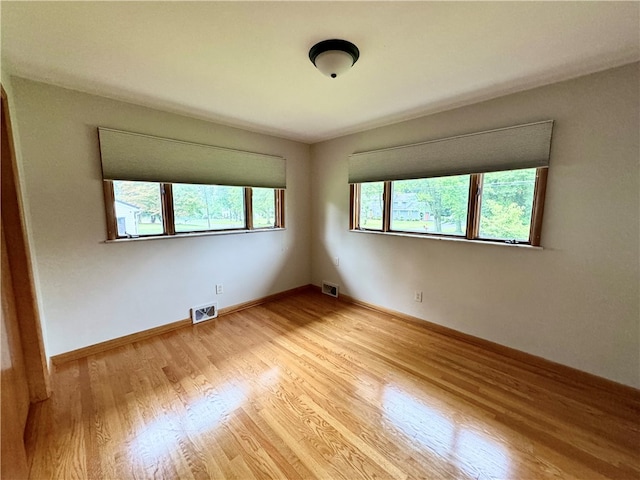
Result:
[216, 284, 223, 295]
[334, 257, 340, 266]
[414, 291, 423, 302]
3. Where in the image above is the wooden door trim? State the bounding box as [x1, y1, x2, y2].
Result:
[1, 85, 51, 401]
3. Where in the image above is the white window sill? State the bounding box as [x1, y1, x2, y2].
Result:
[349, 229, 542, 249]
[105, 227, 286, 243]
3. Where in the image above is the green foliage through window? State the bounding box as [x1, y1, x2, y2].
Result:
[391, 175, 470, 235]
[354, 167, 544, 245]
[173, 184, 245, 232]
[252, 187, 277, 228]
[359, 182, 384, 230]
[113, 180, 164, 236]
[108, 181, 283, 239]
[478, 169, 535, 241]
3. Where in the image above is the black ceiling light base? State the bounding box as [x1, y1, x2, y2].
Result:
[309, 39, 360, 78]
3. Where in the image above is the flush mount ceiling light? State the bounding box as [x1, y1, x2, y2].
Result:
[309, 39, 360, 79]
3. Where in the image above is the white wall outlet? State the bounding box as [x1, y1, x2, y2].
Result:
[334, 257, 340, 266]
[216, 284, 223, 294]
[414, 291, 423, 302]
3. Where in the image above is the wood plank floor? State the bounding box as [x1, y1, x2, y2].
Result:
[25, 290, 640, 479]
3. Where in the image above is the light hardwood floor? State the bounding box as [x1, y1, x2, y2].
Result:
[25, 290, 639, 479]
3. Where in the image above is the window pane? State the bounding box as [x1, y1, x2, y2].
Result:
[173, 184, 245, 232]
[113, 180, 164, 236]
[478, 168, 536, 242]
[391, 175, 470, 235]
[359, 182, 384, 230]
[252, 187, 276, 228]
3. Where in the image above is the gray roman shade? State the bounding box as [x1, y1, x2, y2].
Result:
[98, 128, 286, 188]
[348, 120, 553, 184]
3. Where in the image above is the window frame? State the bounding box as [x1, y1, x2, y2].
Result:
[104, 180, 285, 241]
[350, 167, 548, 247]
[249, 187, 285, 231]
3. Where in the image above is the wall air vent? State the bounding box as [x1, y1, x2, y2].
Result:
[322, 281, 339, 298]
[191, 302, 218, 324]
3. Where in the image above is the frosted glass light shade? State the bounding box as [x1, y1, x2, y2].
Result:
[309, 39, 360, 79]
[314, 50, 355, 78]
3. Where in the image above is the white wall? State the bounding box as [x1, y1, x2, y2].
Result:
[8, 64, 639, 387]
[311, 63, 639, 387]
[10, 78, 311, 357]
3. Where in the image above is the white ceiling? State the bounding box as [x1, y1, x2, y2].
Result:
[1, 1, 639, 143]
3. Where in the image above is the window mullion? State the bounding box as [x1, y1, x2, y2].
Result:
[529, 167, 548, 246]
[162, 183, 175, 235]
[103, 180, 118, 240]
[273, 189, 279, 228]
[276, 189, 285, 228]
[350, 184, 360, 230]
[245, 187, 253, 230]
[466, 174, 482, 239]
[382, 181, 392, 232]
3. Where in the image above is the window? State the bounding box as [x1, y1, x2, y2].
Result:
[351, 167, 547, 246]
[173, 184, 245, 232]
[113, 180, 165, 237]
[347, 121, 553, 246]
[478, 169, 537, 242]
[359, 181, 385, 231]
[251, 187, 277, 229]
[391, 175, 470, 236]
[104, 181, 284, 240]
[98, 128, 287, 241]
